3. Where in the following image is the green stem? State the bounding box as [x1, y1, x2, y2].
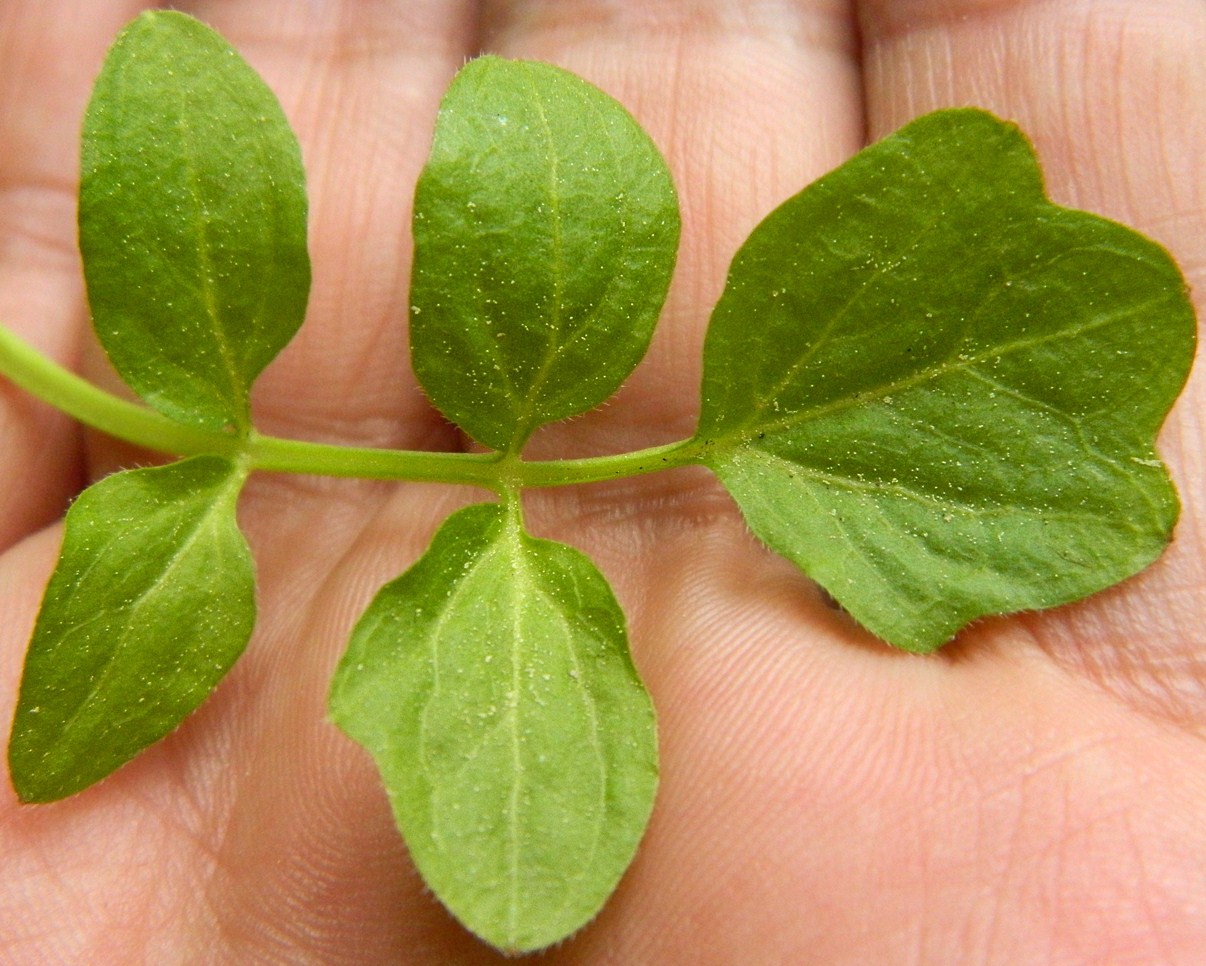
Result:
[246, 432, 504, 486]
[0, 323, 705, 489]
[0, 323, 237, 456]
[509, 438, 703, 488]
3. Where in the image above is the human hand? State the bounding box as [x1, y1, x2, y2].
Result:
[2, 1, 1205, 962]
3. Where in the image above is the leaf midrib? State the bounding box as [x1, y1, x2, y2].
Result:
[505, 68, 568, 452]
[418, 513, 610, 947]
[746, 208, 945, 423]
[716, 292, 1169, 453]
[175, 94, 247, 429]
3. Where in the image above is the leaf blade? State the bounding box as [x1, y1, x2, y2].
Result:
[8, 456, 255, 801]
[698, 109, 1195, 651]
[79, 10, 310, 431]
[410, 57, 679, 451]
[329, 503, 657, 953]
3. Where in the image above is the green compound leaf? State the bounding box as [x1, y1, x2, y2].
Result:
[410, 56, 679, 452]
[8, 456, 255, 802]
[329, 503, 658, 954]
[698, 109, 1195, 653]
[79, 10, 310, 433]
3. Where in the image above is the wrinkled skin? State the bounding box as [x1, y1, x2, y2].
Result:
[2, 2, 1205, 963]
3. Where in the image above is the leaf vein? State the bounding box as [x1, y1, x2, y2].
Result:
[747, 294, 1168, 442]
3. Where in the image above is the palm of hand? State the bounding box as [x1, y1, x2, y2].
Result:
[2, 2, 1204, 963]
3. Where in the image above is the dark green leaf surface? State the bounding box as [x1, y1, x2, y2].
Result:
[8, 456, 255, 802]
[79, 11, 310, 432]
[698, 109, 1195, 652]
[329, 503, 658, 953]
[410, 56, 679, 451]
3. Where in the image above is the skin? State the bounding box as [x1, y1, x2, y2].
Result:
[2, 0, 1205, 962]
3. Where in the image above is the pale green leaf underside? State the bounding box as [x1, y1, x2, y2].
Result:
[329, 503, 658, 953]
[8, 456, 254, 802]
[698, 109, 1195, 652]
[79, 10, 310, 432]
[410, 56, 679, 451]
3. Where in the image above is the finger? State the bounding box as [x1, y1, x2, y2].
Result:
[95, 5, 491, 957]
[476, 0, 868, 731]
[481, 0, 866, 453]
[0, 528, 61, 759]
[469, 1, 871, 959]
[0, 1, 151, 548]
[86, 1, 479, 455]
[110, 0, 483, 629]
[860, 1, 1206, 260]
[858, 0, 1206, 722]
[480, 0, 869, 684]
[168, 0, 482, 774]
